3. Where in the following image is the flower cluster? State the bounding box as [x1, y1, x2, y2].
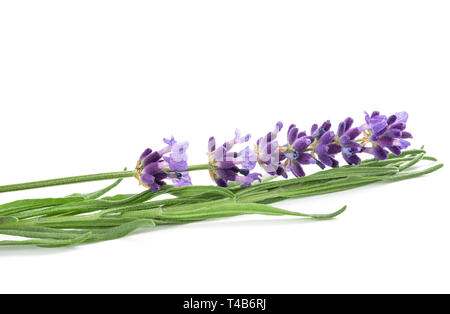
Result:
[136, 111, 412, 190]
[135, 137, 191, 191]
[359, 111, 412, 160]
[255, 121, 287, 178]
[207, 130, 261, 187]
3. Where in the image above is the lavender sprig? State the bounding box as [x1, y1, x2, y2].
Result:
[0, 150, 442, 247]
[0, 111, 443, 248]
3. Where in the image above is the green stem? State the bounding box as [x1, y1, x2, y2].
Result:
[0, 171, 135, 194]
[0, 164, 212, 194]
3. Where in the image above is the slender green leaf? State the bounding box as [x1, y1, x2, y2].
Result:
[158, 202, 347, 220]
[36, 217, 143, 228]
[67, 176, 124, 200]
[0, 196, 84, 216]
[235, 166, 398, 197]
[398, 153, 424, 171]
[378, 163, 444, 182]
[0, 226, 84, 240]
[0, 216, 19, 224]
[0, 232, 90, 247]
[82, 219, 155, 243]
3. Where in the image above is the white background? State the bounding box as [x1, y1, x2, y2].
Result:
[0, 1, 449, 293]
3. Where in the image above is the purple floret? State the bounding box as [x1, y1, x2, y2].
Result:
[359, 111, 412, 160]
[256, 121, 287, 177]
[136, 137, 191, 191]
[306, 120, 341, 169]
[283, 124, 316, 177]
[208, 130, 261, 187]
[314, 130, 341, 168]
[337, 117, 363, 165]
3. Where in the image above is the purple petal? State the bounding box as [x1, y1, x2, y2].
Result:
[163, 136, 176, 147]
[234, 129, 251, 144]
[139, 148, 152, 161]
[396, 139, 411, 149]
[321, 120, 331, 132]
[317, 131, 334, 145]
[290, 161, 305, 177]
[364, 112, 371, 124]
[216, 169, 237, 181]
[339, 135, 351, 145]
[215, 178, 228, 187]
[318, 154, 337, 168]
[343, 141, 362, 151]
[142, 151, 162, 167]
[140, 173, 155, 186]
[345, 127, 361, 140]
[343, 117, 354, 130]
[337, 122, 345, 137]
[237, 173, 262, 187]
[275, 121, 283, 132]
[293, 137, 311, 152]
[297, 152, 316, 165]
[377, 135, 394, 147]
[217, 161, 237, 169]
[170, 172, 192, 187]
[395, 111, 408, 123]
[330, 157, 339, 168]
[165, 159, 188, 172]
[287, 127, 299, 145]
[372, 121, 387, 135]
[153, 171, 168, 181]
[239, 146, 257, 170]
[315, 143, 328, 155]
[374, 145, 389, 160]
[143, 162, 163, 175]
[401, 131, 413, 139]
[208, 137, 216, 152]
[388, 146, 402, 155]
[387, 115, 397, 125]
[343, 153, 361, 165]
[165, 141, 189, 171]
[297, 131, 307, 138]
[327, 144, 341, 155]
[276, 166, 288, 178]
[387, 128, 402, 138]
[390, 122, 406, 130]
[288, 124, 296, 133]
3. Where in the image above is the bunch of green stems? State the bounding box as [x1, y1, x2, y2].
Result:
[0, 149, 442, 248]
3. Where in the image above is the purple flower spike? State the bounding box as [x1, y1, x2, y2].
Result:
[256, 122, 287, 178]
[281, 124, 316, 178]
[208, 130, 261, 187]
[359, 111, 412, 160]
[136, 137, 191, 191]
[337, 117, 363, 165]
